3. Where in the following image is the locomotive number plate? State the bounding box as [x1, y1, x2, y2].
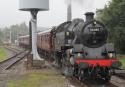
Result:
[89, 27, 102, 32]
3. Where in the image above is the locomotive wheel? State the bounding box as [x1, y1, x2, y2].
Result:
[101, 68, 111, 82]
[104, 73, 111, 82]
[105, 69, 111, 82]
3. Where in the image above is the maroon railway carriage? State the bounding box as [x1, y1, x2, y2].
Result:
[37, 29, 55, 57]
[19, 28, 55, 56]
[18, 35, 29, 47]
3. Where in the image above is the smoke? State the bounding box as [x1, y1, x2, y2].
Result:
[65, 0, 93, 5]
[71, 0, 85, 5]
[65, 0, 95, 10]
[65, 0, 83, 5]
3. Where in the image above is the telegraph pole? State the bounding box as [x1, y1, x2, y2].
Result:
[9, 29, 11, 44]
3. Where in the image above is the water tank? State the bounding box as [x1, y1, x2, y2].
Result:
[19, 0, 49, 11]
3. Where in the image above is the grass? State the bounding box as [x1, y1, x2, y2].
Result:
[0, 47, 7, 61]
[117, 54, 125, 69]
[119, 58, 125, 69]
[7, 70, 67, 87]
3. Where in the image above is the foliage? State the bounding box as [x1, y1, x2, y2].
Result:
[0, 47, 7, 61]
[96, 0, 125, 53]
[1, 22, 29, 44]
[120, 58, 125, 69]
[117, 54, 125, 69]
[0, 29, 4, 45]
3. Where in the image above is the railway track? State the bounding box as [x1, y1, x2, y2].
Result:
[110, 76, 125, 87]
[0, 48, 29, 71]
[110, 69, 125, 87]
[114, 69, 125, 79]
[4, 46, 22, 54]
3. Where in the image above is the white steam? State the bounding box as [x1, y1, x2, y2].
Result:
[65, 0, 95, 11]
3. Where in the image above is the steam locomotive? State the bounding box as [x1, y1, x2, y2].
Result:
[19, 12, 121, 81]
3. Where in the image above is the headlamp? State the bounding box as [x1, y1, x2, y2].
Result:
[66, 32, 69, 36]
[108, 53, 113, 58]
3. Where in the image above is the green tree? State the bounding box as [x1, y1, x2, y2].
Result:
[96, 0, 125, 53]
[2, 22, 29, 44]
[0, 29, 3, 45]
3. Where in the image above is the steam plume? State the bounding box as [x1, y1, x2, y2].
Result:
[65, 0, 95, 8]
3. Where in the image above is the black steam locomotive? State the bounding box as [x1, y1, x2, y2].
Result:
[54, 12, 121, 81]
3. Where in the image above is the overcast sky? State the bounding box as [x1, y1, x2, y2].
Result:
[0, 0, 110, 28]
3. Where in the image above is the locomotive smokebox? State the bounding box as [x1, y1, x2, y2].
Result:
[85, 12, 94, 22]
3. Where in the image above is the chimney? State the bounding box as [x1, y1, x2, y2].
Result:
[67, 0, 72, 21]
[85, 12, 94, 22]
